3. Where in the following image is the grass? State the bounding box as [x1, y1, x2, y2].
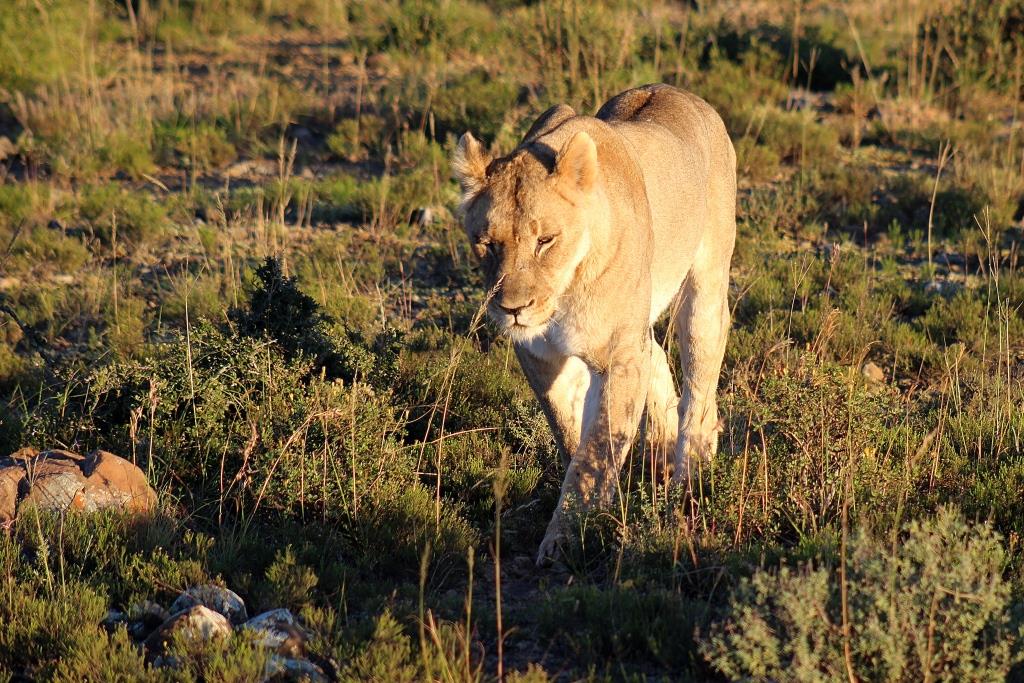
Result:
[0, 0, 1022, 680]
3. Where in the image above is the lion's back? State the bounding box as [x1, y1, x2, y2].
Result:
[596, 84, 736, 321]
[597, 84, 734, 192]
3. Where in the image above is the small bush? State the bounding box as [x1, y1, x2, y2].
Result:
[230, 257, 403, 387]
[0, 1, 113, 92]
[338, 610, 421, 683]
[155, 119, 237, 171]
[0, 579, 110, 678]
[327, 115, 387, 162]
[701, 507, 1022, 681]
[729, 358, 902, 537]
[426, 69, 519, 141]
[76, 184, 168, 245]
[754, 106, 841, 167]
[538, 585, 706, 671]
[257, 546, 319, 613]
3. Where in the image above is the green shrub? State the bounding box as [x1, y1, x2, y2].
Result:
[701, 507, 1022, 681]
[916, 0, 1024, 101]
[425, 69, 519, 141]
[735, 136, 782, 184]
[0, 0, 115, 92]
[2, 225, 91, 274]
[309, 174, 376, 224]
[51, 627, 158, 682]
[256, 546, 319, 613]
[755, 106, 841, 167]
[0, 579, 109, 678]
[327, 115, 387, 162]
[729, 358, 902, 537]
[338, 610, 421, 683]
[353, 0, 501, 54]
[155, 119, 237, 171]
[6, 510, 209, 606]
[104, 293, 149, 359]
[230, 257, 403, 387]
[351, 485, 478, 576]
[0, 182, 54, 226]
[76, 184, 168, 245]
[538, 585, 706, 671]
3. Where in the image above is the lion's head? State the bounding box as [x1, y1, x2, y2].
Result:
[452, 130, 600, 341]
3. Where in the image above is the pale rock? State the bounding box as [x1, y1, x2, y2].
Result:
[143, 605, 232, 659]
[264, 655, 328, 683]
[861, 361, 885, 384]
[243, 608, 308, 656]
[170, 584, 248, 624]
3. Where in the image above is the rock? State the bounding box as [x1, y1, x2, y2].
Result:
[924, 279, 961, 297]
[292, 126, 314, 142]
[102, 609, 127, 630]
[0, 449, 156, 522]
[243, 609, 308, 657]
[861, 361, 885, 384]
[171, 584, 248, 624]
[143, 605, 232, 659]
[265, 655, 328, 683]
[79, 450, 157, 514]
[0, 467, 22, 524]
[225, 159, 277, 179]
[409, 206, 434, 226]
[18, 451, 89, 512]
[409, 205, 450, 227]
[128, 600, 171, 641]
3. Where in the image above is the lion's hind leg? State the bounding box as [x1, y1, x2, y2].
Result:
[672, 254, 730, 485]
[644, 338, 679, 483]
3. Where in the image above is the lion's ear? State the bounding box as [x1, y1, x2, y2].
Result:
[452, 132, 490, 200]
[554, 131, 597, 194]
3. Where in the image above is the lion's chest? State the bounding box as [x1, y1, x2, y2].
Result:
[520, 312, 604, 370]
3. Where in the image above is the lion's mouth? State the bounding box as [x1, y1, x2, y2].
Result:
[497, 310, 545, 329]
[487, 307, 542, 334]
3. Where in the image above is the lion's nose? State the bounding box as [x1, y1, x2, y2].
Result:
[498, 299, 535, 317]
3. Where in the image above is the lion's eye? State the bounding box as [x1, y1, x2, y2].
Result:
[535, 235, 556, 256]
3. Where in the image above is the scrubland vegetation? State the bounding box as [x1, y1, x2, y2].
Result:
[0, 0, 1022, 680]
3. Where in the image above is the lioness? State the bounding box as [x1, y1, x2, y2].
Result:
[452, 84, 736, 564]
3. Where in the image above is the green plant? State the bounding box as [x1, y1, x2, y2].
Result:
[701, 507, 1022, 681]
[257, 546, 319, 613]
[338, 610, 421, 683]
[76, 184, 168, 245]
[538, 585, 706, 671]
[230, 257, 403, 386]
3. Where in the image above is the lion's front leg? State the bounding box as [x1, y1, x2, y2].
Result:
[515, 345, 599, 470]
[537, 339, 651, 565]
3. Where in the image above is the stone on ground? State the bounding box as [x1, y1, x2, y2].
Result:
[143, 605, 232, 660]
[243, 608, 309, 656]
[0, 448, 157, 522]
[171, 584, 249, 624]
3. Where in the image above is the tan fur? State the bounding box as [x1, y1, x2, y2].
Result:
[453, 84, 736, 564]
